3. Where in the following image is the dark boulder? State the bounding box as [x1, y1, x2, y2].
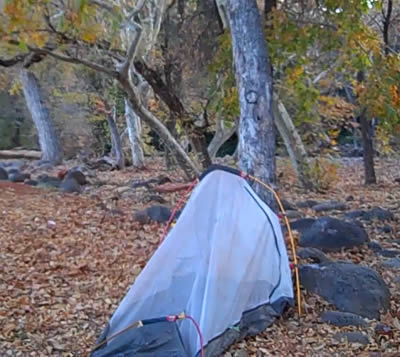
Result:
[382, 258, 400, 269]
[297, 247, 331, 263]
[312, 200, 347, 212]
[377, 250, 400, 258]
[344, 210, 366, 220]
[288, 218, 316, 234]
[65, 169, 87, 185]
[296, 200, 319, 208]
[368, 241, 382, 252]
[24, 179, 38, 186]
[60, 177, 81, 193]
[299, 262, 390, 319]
[300, 217, 368, 251]
[0, 167, 8, 180]
[37, 175, 61, 188]
[321, 311, 367, 327]
[364, 207, 394, 221]
[8, 170, 30, 183]
[146, 205, 171, 223]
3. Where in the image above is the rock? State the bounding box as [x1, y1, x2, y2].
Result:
[8, 170, 30, 183]
[368, 241, 382, 252]
[289, 218, 316, 234]
[382, 258, 400, 269]
[377, 250, 400, 258]
[133, 210, 151, 225]
[333, 332, 369, 345]
[146, 205, 171, 223]
[296, 200, 319, 208]
[65, 169, 87, 185]
[321, 311, 367, 327]
[364, 207, 394, 221]
[344, 210, 366, 220]
[24, 179, 38, 186]
[37, 175, 61, 188]
[394, 276, 400, 284]
[300, 217, 368, 252]
[60, 178, 81, 193]
[0, 167, 8, 180]
[299, 262, 390, 319]
[281, 199, 296, 211]
[234, 350, 248, 357]
[312, 200, 347, 212]
[378, 224, 393, 233]
[285, 210, 303, 219]
[297, 247, 331, 263]
[345, 195, 354, 201]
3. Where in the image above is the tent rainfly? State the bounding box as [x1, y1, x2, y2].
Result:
[91, 165, 294, 356]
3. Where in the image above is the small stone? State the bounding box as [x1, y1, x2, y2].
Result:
[146, 205, 171, 223]
[368, 241, 382, 252]
[333, 332, 369, 345]
[364, 207, 394, 221]
[285, 210, 303, 219]
[378, 224, 392, 233]
[60, 177, 81, 193]
[24, 179, 38, 186]
[133, 210, 150, 225]
[344, 210, 366, 220]
[65, 169, 87, 185]
[297, 247, 331, 263]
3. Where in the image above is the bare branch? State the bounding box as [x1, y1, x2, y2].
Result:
[118, 23, 143, 78]
[29, 47, 119, 77]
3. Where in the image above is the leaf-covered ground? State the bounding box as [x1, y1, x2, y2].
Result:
[0, 157, 399, 356]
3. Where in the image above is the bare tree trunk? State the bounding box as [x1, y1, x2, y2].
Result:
[273, 97, 314, 189]
[124, 98, 145, 169]
[107, 107, 125, 169]
[20, 70, 62, 164]
[208, 117, 237, 159]
[226, 0, 276, 206]
[360, 109, 377, 184]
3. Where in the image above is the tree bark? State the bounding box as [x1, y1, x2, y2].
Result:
[106, 108, 125, 169]
[124, 98, 145, 169]
[0, 149, 41, 160]
[226, 0, 276, 207]
[20, 70, 62, 164]
[273, 97, 314, 189]
[360, 109, 377, 184]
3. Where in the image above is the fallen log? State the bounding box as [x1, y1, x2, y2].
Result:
[0, 150, 41, 160]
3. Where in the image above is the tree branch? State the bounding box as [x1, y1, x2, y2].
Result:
[29, 47, 119, 77]
[118, 23, 143, 78]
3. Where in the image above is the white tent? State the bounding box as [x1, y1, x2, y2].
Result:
[92, 167, 293, 356]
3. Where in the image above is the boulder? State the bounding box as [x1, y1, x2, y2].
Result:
[300, 217, 368, 251]
[60, 177, 81, 193]
[296, 200, 319, 208]
[65, 169, 87, 185]
[377, 250, 400, 258]
[146, 205, 171, 223]
[297, 247, 331, 263]
[289, 218, 316, 234]
[299, 262, 390, 319]
[0, 167, 8, 180]
[333, 332, 369, 345]
[24, 179, 38, 186]
[312, 200, 347, 212]
[8, 170, 30, 183]
[321, 311, 367, 327]
[382, 258, 400, 269]
[37, 175, 61, 188]
[344, 210, 366, 220]
[364, 207, 394, 221]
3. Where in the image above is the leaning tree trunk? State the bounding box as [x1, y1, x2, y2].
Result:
[360, 109, 377, 184]
[107, 107, 125, 169]
[226, 0, 276, 206]
[273, 97, 314, 189]
[124, 98, 145, 169]
[21, 70, 62, 164]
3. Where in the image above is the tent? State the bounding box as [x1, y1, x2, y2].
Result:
[91, 165, 294, 356]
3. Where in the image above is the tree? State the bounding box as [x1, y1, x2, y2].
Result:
[225, 0, 276, 205]
[20, 70, 62, 164]
[0, 0, 200, 176]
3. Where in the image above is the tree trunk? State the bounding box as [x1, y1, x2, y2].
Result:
[20, 70, 62, 164]
[119, 77, 200, 177]
[124, 98, 145, 169]
[106, 108, 125, 169]
[360, 109, 377, 184]
[226, 0, 276, 207]
[208, 117, 237, 159]
[273, 97, 314, 189]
